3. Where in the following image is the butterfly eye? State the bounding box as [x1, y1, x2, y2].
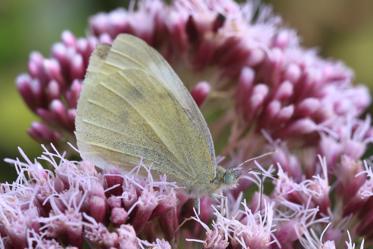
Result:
[223, 171, 237, 185]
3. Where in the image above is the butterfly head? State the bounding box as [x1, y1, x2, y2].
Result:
[210, 166, 240, 192]
[224, 168, 241, 185]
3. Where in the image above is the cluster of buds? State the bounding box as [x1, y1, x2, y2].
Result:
[272, 157, 330, 215]
[16, 31, 112, 144]
[0, 146, 175, 248]
[17, 0, 372, 176]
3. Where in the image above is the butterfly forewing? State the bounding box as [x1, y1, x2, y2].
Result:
[76, 35, 217, 189]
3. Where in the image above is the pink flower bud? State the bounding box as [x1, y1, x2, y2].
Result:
[43, 59, 64, 84]
[274, 81, 293, 101]
[131, 188, 158, 232]
[247, 84, 269, 120]
[70, 54, 85, 80]
[159, 208, 178, 241]
[275, 105, 294, 123]
[296, 98, 320, 117]
[66, 80, 82, 108]
[28, 52, 45, 80]
[247, 48, 265, 66]
[62, 30, 77, 47]
[87, 196, 107, 223]
[28, 122, 60, 143]
[46, 80, 60, 100]
[272, 30, 296, 49]
[122, 184, 138, 210]
[16, 74, 37, 110]
[111, 207, 128, 225]
[191, 81, 211, 107]
[236, 67, 255, 110]
[52, 43, 69, 68]
[50, 99, 70, 128]
[108, 196, 122, 208]
[285, 118, 318, 135]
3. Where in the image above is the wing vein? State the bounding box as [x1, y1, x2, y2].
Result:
[86, 141, 153, 161]
[110, 49, 144, 68]
[82, 118, 185, 171]
[118, 72, 197, 177]
[87, 99, 119, 117]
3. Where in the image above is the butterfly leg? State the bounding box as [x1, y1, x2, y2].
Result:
[193, 197, 201, 215]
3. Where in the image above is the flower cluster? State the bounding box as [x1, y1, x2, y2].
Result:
[0, 146, 175, 248]
[17, 0, 372, 172]
[10, 0, 373, 248]
[1, 147, 371, 248]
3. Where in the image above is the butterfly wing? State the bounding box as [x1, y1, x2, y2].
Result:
[75, 35, 217, 189]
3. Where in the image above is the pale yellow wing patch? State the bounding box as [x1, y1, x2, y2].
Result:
[76, 69, 214, 185]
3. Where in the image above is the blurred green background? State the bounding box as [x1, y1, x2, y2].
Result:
[0, 0, 373, 181]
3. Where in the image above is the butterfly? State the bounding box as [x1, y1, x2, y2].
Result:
[75, 34, 238, 195]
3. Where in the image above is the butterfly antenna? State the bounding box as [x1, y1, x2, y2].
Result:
[258, 172, 264, 211]
[236, 151, 275, 170]
[194, 198, 201, 215]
